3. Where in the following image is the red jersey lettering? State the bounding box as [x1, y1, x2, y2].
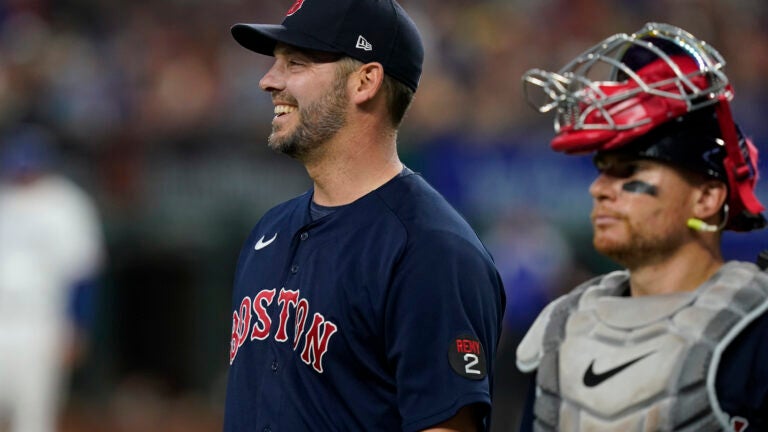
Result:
[251, 289, 276, 341]
[230, 289, 338, 374]
[293, 298, 309, 350]
[301, 313, 339, 373]
[230, 297, 252, 364]
[276, 289, 299, 342]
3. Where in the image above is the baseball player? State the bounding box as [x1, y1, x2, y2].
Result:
[0, 124, 104, 432]
[223, 0, 506, 431]
[516, 23, 768, 431]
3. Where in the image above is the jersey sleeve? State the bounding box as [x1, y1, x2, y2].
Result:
[384, 229, 505, 431]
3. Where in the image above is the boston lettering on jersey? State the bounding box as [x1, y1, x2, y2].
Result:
[229, 288, 338, 373]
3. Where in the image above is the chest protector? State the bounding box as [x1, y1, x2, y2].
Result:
[516, 261, 768, 431]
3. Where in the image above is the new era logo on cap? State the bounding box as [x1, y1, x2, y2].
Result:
[231, 0, 424, 91]
[356, 36, 372, 51]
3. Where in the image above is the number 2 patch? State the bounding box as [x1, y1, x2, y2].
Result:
[448, 334, 487, 380]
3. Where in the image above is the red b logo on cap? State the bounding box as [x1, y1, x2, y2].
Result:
[286, 0, 305, 16]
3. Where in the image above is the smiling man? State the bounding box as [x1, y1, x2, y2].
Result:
[222, 1, 506, 431]
[516, 23, 768, 431]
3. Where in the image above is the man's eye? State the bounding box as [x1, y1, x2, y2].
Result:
[598, 163, 637, 178]
[285, 57, 309, 67]
[609, 164, 637, 178]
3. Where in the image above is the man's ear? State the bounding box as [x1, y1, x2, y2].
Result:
[350, 62, 384, 104]
[691, 180, 728, 220]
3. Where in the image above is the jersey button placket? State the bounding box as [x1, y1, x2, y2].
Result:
[290, 231, 308, 275]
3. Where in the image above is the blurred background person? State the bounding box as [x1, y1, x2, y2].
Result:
[0, 123, 105, 432]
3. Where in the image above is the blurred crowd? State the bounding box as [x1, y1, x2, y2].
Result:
[1, 0, 767, 431]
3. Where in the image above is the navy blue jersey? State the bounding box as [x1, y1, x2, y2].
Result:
[715, 309, 768, 431]
[224, 172, 506, 432]
[518, 310, 768, 432]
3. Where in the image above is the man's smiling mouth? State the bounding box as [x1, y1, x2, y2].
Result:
[274, 105, 297, 117]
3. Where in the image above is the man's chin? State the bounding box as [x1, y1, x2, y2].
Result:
[594, 238, 629, 259]
[268, 137, 305, 160]
[268, 134, 290, 152]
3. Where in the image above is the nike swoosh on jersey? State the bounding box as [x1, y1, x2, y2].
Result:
[582, 350, 655, 387]
[254, 233, 278, 251]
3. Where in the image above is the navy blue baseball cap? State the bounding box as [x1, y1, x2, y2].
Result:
[231, 0, 424, 92]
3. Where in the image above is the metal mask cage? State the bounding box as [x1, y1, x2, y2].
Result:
[522, 22, 731, 134]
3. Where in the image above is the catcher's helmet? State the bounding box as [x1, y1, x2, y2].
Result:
[523, 22, 765, 231]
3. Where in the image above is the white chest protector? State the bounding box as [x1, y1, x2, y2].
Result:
[516, 261, 768, 431]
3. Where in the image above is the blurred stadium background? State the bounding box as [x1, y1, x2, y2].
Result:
[1, 0, 767, 430]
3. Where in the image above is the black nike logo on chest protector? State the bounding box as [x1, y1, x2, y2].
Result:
[582, 351, 655, 387]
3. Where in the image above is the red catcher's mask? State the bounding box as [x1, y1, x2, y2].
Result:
[522, 22, 764, 231]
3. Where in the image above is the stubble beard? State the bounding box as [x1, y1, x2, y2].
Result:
[268, 73, 349, 160]
[593, 220, 681, 269]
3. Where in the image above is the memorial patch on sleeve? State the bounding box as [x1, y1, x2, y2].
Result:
[448, 334, 487, 380]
